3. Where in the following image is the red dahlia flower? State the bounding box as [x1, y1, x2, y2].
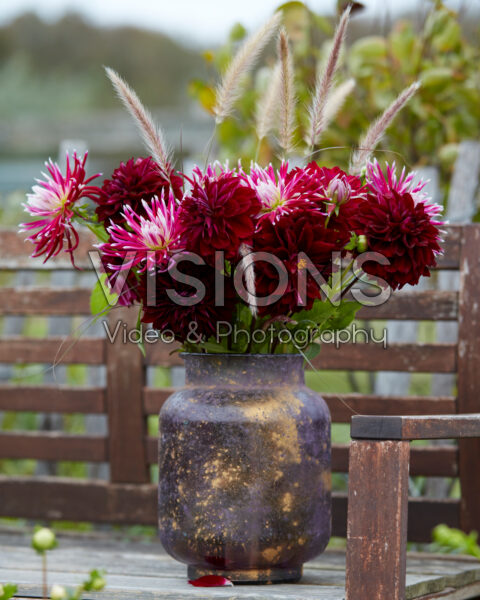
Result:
[178, 166, 260, 263]
[140, 258, 235, 342]
[21, 152, 101, 266]
[353, 163, 443, 289]
[95, 157, 183, 225]
[252, 208, 347, 317]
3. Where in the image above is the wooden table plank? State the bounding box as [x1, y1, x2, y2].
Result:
[1, 533, 479, 600]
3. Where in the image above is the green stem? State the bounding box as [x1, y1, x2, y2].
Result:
[42, 553, 47, 600]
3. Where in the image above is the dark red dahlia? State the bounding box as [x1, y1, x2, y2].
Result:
[140, 258, 235, 342]
[352, 190, 443, 290]
[252, 208, 348, 317]
[95, 157, 183, 225]
[178, 170, 260, 263]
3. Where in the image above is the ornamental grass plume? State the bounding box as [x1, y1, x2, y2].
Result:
[256, 62, 282, 142]
[306, 6, 351, 149]
[213, 11, 282, 123]
[278, 28, 296, 155]
[350, 81, 421, 175]
[322, 78, 356, 131]
[105, 67, 172, 174]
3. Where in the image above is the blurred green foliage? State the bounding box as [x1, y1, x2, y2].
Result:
[0, 12, 205, 117]
[191, 0, 480, 204]
[432, 524, 480, 558]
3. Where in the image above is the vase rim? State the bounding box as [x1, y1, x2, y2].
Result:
[180, 352, 303, 358]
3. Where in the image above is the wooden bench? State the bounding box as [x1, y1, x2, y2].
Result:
[0, 223, 479, 599]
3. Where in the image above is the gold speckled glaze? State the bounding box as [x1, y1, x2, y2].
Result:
[158, 354, 331, 584]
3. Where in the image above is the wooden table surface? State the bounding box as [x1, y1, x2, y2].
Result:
[1, 530, 480, 599]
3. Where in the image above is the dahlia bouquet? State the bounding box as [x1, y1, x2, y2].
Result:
[20, 8, 443, 358]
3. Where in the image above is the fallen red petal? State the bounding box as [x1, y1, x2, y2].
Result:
[188, 575, 233, 587]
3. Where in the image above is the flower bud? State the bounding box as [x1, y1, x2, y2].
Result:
[327, 178, 349, 206]
[50, 585, 68, 600]
[90, 576, 106, 591]
[357, 235, 368, 253]
[32, 527, 57, 553]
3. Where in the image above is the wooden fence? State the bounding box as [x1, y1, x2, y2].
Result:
[0, 224, 479, 541]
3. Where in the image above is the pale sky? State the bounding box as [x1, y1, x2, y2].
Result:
[0, 0, 473, 45]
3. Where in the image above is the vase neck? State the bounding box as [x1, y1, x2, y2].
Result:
[183, 354, 305, 387]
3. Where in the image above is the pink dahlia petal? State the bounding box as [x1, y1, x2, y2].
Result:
[21, 152, 101, 266]
[99, 191, 184, 272]
[188, 576, 233, 587]
[366, 160, 442, 217]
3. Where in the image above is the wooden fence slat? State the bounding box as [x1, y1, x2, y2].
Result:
[0, 338, 105, 365]
[457, 225, 480, 534]
[0, 229, 96, 270]
[312, 343, 457, 373]
[357, 291, 458, 321]
[0, 476, 156, 524]
[0, 432, 107, 462]
[144, 437, 457, 477]
[0, 289, 458, 320]
[143, 388, 456, 422]
[106, 308, 149, 484]
[0, 288, 92, 315]
[146, 342, 457, 372]
[324, 394, 456, 423]
[330, 444, 458, 477]
[0, 477, 460, 540]
[0, 385, 105, 413]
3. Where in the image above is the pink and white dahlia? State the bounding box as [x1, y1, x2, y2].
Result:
[21, 152, 100, 266]
[100, 192, 184, 272]
[245, 161, 322, 221]
[366, 160, 442, 216]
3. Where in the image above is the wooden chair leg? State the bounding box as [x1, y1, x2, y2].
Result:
[346, 440, 410, 600]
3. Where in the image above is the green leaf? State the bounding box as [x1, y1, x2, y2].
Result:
[229, 22, 247, 43]
[328, 300, 362, 331]
[0, 583, 18, 600]
[135, 306, 146, 358]
[90, 274, 118, 317]
[85, 221, 109, 244]
[198, 339, 235, 354]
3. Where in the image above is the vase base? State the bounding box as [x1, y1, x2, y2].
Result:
[187, 564, 303, 584]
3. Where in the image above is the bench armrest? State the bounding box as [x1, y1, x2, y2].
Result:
[345, 413, 480, 600]
[351, 413, 480, 441]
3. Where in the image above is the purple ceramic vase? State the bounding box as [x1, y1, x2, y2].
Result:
[158, 353, 331, 583]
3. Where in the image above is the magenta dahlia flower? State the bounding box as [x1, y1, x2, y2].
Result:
[252, 208, 347, 317]
[95, 156, 183, 225]
[178, 166, 260, 263]
[353, 162, 443, 289]
[140, 259, 235, 341]
[99, 192, 184, 273]
[245, 161, 322, 221]
[21, 152, 101, 266]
